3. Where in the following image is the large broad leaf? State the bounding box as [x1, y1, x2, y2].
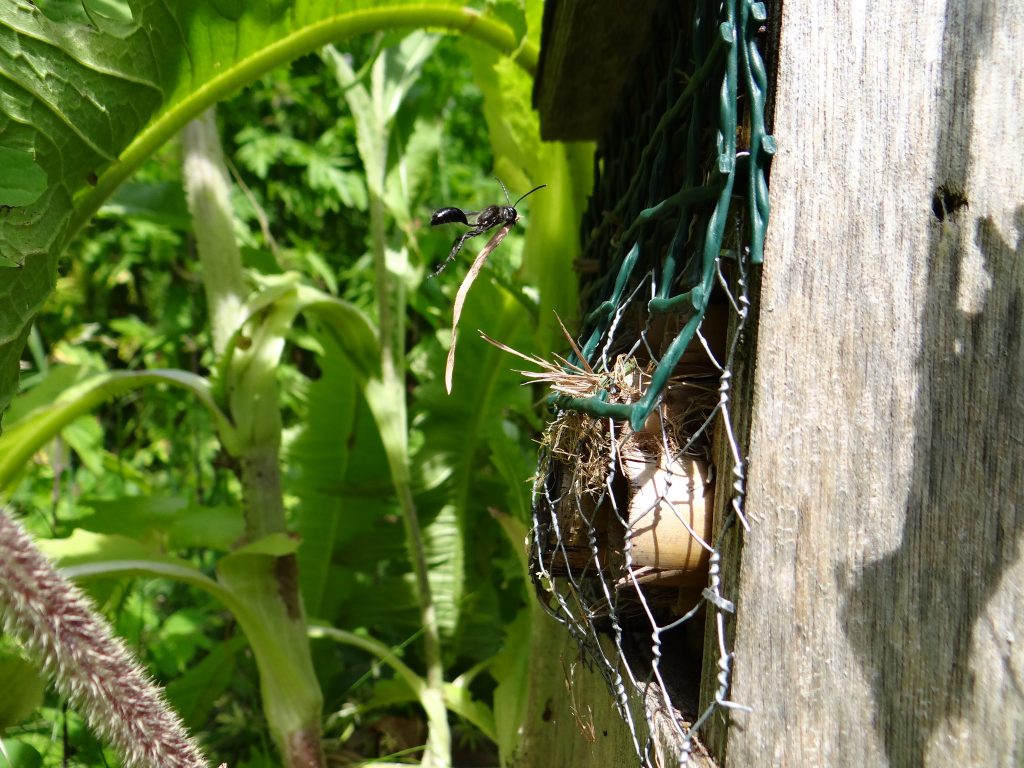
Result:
[413, 274, 534, 645]
[0, 0, 536, 420]
[291, 326, 418, 626]
[285, 342, 361, 618]
[76, 496, 244, 552]
[39, 528, 207, 573]
[0, 368, 233, 492]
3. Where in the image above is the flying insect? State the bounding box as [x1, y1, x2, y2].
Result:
[428, 178, 546, 277]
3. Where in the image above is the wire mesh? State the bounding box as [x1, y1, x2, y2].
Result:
[530, 1, 772, 765]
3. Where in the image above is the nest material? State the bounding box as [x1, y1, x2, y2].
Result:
[539, 356, 715, 491]
[532, 354, 718, 600]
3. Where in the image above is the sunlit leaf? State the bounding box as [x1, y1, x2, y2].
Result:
[0, 739, 42, 768]
[78, 496, 244, 552]
[151, 608, 214, 674]
[38, 529, 195, 569]
[0, 0, 536, 418]
[0, 653, 45, 729]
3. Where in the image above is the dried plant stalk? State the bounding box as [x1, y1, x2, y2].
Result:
[445, 221, 514, 394]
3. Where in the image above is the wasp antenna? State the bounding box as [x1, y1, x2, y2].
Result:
[494, 176, 511, 205]
[512, 184, 547, 208]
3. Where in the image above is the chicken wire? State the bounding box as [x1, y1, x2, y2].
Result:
[530, 0, 772, 765]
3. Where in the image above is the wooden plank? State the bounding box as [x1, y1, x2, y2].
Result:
[718, 1, 1024, 765]
[514, 610, 650, 768]
[533, 0, 660, 141]
[516, 605, 719, 768]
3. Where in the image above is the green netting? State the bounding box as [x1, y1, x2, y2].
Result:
[530, 1, 772, 765]
[558, 0, 771, 433]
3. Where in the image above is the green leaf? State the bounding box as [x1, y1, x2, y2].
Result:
[296, 286, 381, 382]
[77, 496, 244, 552]
[414, 275, 534, 643]
[2, 364, 95, 427]
[375, 31, 440, 127]
[100, 181, 191, 229]
[165, 636, 244, 727]
[0, 739, 42, 768]
[35, 0, 131, 23]
[151, 608, 213, 673]
[0, 369, 235, 491]
[384, 115, 443, 229]
[490, 606, 531, 763]
[0, 0, 536, 421]
[32, 0, 90, 23]
[422, 501, 462, 639]
[0, 653, 45, 729]
[38, 529, 196, 570]
[442, 681, 496, 743]
[365, 675, 418, 710]
[0, 147, 47, 207]
[485, 0, 527, 50]
[487, 425, 534, 582]
[488, 421, 536, 523]
[327, 31, 439, 196]
[83, 0, 133, 24]
[464, 30, 591, 347]
[286, 343, 362, 617]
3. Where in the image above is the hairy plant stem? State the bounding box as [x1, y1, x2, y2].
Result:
[0, 511, 211, 768]
[183, 110, 324, 768]
[368, 188, 451, 767]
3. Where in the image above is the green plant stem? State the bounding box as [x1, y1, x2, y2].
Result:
[238, 445, 288, 539]
[65, 6, 538, 248]
[183, 110, 246, 356]
[0, 370, 235, 492]
[366, 184, 451, 767]
[182, 111, 325, 768]
[307, 625, 497, 743]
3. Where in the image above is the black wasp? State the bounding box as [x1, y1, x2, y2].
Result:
[428, 178, 546, 277]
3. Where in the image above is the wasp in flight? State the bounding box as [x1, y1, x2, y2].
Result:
[428, 178, 546, 277]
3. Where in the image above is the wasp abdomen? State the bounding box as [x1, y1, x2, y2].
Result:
[431, 207, 470, 226]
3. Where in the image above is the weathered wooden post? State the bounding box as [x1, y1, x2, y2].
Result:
[721, 2, 1024, 765]
[524, 1, 1024, 766]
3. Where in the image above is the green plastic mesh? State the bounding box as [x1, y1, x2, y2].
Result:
[530, 1, 772, 764]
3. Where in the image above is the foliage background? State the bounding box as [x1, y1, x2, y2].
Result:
[0, 2, 591, 766]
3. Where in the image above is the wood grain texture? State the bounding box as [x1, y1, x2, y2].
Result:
[721, 1, 1024, 766]
[533, 0, 660, 141]
[514, 610, 649, 768]
[516, 608, 717, 768]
